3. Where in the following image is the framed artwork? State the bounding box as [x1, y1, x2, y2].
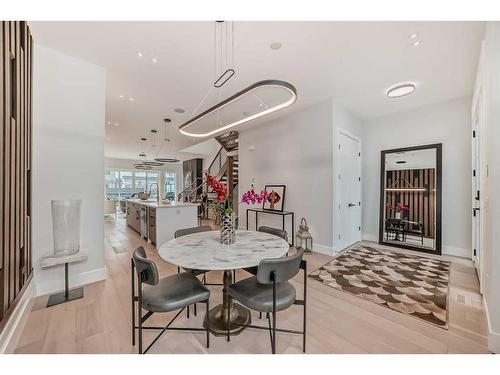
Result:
[263, 185, 286, 211]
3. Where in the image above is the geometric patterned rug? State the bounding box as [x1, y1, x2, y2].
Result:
[309, 244, 450, 329]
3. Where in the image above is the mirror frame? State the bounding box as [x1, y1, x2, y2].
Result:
[378, 143, 442, 255]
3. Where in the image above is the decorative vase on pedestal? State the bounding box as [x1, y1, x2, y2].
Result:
[52, 199, 82, 256]
[220, 213, 236, 245]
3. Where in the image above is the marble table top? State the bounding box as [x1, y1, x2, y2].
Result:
[158, 230, 289, 271]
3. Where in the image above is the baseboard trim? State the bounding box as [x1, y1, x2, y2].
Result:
[484, 297, 500, 353]
[442, 245, 470, 259]
[35, 267, 108, 297]
[362, 233, 378, 242]
[0, 281, 36, 353]
[313, 243, 335, 256]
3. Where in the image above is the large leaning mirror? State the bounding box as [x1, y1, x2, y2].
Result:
[379, 144, 442, 254]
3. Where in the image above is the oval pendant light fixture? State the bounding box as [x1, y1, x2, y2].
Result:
[179, 79, 297, 138]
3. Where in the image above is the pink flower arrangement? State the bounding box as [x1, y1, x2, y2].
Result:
[241, 189, 268, 205]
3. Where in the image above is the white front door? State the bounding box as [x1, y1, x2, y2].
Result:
[472, 92, 483, 291]
[336, 129, 362, 251]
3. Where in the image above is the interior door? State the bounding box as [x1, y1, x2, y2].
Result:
[337, 130, 362, 251]
[472, 92, 483, 289]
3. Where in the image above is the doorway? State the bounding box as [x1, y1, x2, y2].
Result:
[472, 90, 484, 292]
[335, 129, 362, 251]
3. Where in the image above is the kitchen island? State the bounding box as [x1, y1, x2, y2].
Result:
[125, 199, 199, 248]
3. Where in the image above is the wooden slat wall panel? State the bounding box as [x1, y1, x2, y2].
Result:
[385, 168, 436, 238]
[0, 21, 32, 328]
[0, 21, 4, 322]
[3, 21, 11, 315]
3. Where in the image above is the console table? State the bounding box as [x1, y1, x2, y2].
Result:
[245, 208, 295, 247]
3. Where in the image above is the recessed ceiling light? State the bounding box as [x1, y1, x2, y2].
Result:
[119, 94, 124, 99]
[409, 33, 418, 39]
[386, 83, 416, 98]
[137, 52, 143, 57]
[270, 42, 282, 50]
[413, 40, 421, 47]
[114, 123, 119, 127]
[106, 121, 111, 125]
[152, 58, 158, 63]
[174, 108, 185, 114]
[129, 97, 135, 102]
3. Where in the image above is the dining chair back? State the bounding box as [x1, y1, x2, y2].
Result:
[256, 248, 304, 284]
[174, 225, 212, 238]
[132, 246, 159, 286]
[258, 226, 288, 242]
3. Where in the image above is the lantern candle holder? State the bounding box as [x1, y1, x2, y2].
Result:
[296, 217, 313, 254]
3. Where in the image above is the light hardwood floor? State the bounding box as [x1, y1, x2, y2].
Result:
[15, 214, 489, 354]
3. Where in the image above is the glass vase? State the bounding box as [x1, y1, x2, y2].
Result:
[52, 199, 81, 256]
[220, 213, 235, 245]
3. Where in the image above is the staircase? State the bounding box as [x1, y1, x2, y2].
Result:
[177, 131, 239, 206]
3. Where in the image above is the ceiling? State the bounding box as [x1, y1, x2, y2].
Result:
[29, 21, 484, 161]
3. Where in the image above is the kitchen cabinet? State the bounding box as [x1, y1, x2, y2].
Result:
[149, 208, 156, 244]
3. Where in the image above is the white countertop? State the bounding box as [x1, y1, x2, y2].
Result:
[124, 199, 199, 209]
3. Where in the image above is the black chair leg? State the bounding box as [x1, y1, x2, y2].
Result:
[131, 260, 135, 346]
[194, 303, 197, 316]
[272, 273, 277, 354]
[205, 299, 210, 349]
[272, 310, 276, 354]
[138, 291, 143, 354]
[187, 305, 190, 319]
[227, 303, 231, 342]
[259, 312, 262, 319]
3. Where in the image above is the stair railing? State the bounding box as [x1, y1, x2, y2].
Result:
[207, 147, 227, 178]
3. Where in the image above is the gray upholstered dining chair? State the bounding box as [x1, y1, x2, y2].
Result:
[243, 226, 288, 276]
[131, 246, 210, 354]
[174, 225, 213, 318]
[243, 226, 289, 319]
[226, 248, 307, 354]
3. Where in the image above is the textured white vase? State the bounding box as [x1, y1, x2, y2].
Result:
[52, 199, 81, 256]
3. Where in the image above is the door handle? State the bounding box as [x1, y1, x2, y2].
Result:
[348, 203, 356, 207]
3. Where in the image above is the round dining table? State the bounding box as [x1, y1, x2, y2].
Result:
[158, 229, 289, 336]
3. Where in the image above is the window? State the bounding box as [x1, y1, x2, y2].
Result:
[165, 172, 176, 200]
[134, 172, 147, 194]
[120, 171, 134, 198]
[105, 169, 161, 200]
[147, 172, 159, 198]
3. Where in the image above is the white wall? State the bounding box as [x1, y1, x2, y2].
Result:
[180, 138, 221, 172]
[474, 21, 500, 353]
[32, 45, 106, 295]
[105, 157, 183, 195]
[238, 100, 362, 253]
[361, 97, 472, 258]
